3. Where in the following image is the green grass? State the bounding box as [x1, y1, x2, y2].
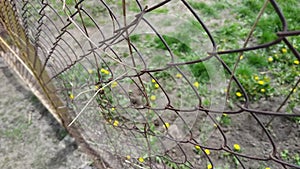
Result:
[1, 123, 30, 140]
[53, 1, 300, 168]
[188, 1, 218, 17]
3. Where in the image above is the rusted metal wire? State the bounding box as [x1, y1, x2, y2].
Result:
[0, 0, 299, 168]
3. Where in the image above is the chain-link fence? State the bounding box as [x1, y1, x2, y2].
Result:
[0, 0, 299, 168]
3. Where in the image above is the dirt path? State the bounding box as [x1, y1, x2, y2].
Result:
[0, 60, 95, 169]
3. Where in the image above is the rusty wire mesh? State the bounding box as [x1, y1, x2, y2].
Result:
[0, 0, 300, 168]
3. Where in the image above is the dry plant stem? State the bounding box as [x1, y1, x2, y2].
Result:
[68, 70, 132, 127]
[1, 1, 300, 168]
[225, 0, 269, 102]
[266, 77, 300, 127]
[63, 7, 137, 70]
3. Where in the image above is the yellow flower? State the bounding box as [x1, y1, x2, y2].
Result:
[151, 79, 156, 83]
[138, 157, 144, 163]
[175, 73, 182, 78]
[164, 122, 170, 129]
[294, 60, 299, 65]
[258, 80, 265, 85]
[195, 145, 201, 151]
[126, 155, 131, 160]
[204, 149, 210, 155]
[265, 167, 270, 169]
[222, 113, 227, 117]
[154, 83, 159, 89]
[150, 95, 156, 101]
[100, 68, 110, 75]
[281, 48, 287, 53]
[207, 164, 212, 169]
[260, 88, 266, 93]
[69, 93, 74, 100]
[113, 120, 119, 127]
[233, 144, 241, 151]
[111, 107, 115, 111]
[236, 92, 242, 97]
[268, 57, 273, 62]
[88, 69, 93, 74]
[193, 81, 199, 88]
[254, 75, 259, 80]
[239, 55, 244, 60]
[111, 81, 118, 88]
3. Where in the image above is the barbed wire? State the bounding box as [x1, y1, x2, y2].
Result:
[0, 0, 299, 168]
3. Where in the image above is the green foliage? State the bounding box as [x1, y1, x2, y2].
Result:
[151, 8, 169, 14]
[294, 153, 300, 166]
[156, 156, 192, 169]
[217, 114, 231, 126]
[280, 150, 300, 166]
[281, 149, 289, 160]
[153, 35, 192, 54]
[247, 54, 268, 68]
[188, 1, 217, 17]
[191, 62, 209, 82]
[1, 123, 30, 140]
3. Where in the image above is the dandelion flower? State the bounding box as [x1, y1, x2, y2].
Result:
[236, 92, 242, 97]
[281, 48, 287, 53]
[195, 145, 201, 151]
[260, 88, 266, 93]
[126, 155, 131, 160]
[207, 164, 212, 169]
[265, 167, 271, 169]
[254, 75, 259, 80]
[151, 79, 156, 83]
[239, 55, 244, 60]
[154, 83, 159, 89]
[294, 60, 299, 65]
[233, 144, 241, 151]
[164, 122, 170, 129]
[138, 157, 144, 163]
[111, 107, 115, 111]
[150, 95, 156, 101]
[113, 120, 119, 127]
[111, 81, 118, 88]
[193, 81, 199, 88]
[258, 80, 265, 85]
[176, 73, 182, 78]
[69, 93, 74, 100]
[268, 57, 273, 62]
[204, 149, 210, 155]
[100, 68, 110, 75]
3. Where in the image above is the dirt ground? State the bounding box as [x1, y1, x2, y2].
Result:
[0, 1, 299, 169]
[0, 60, 96, 169]
[1, 62, 299, 169]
